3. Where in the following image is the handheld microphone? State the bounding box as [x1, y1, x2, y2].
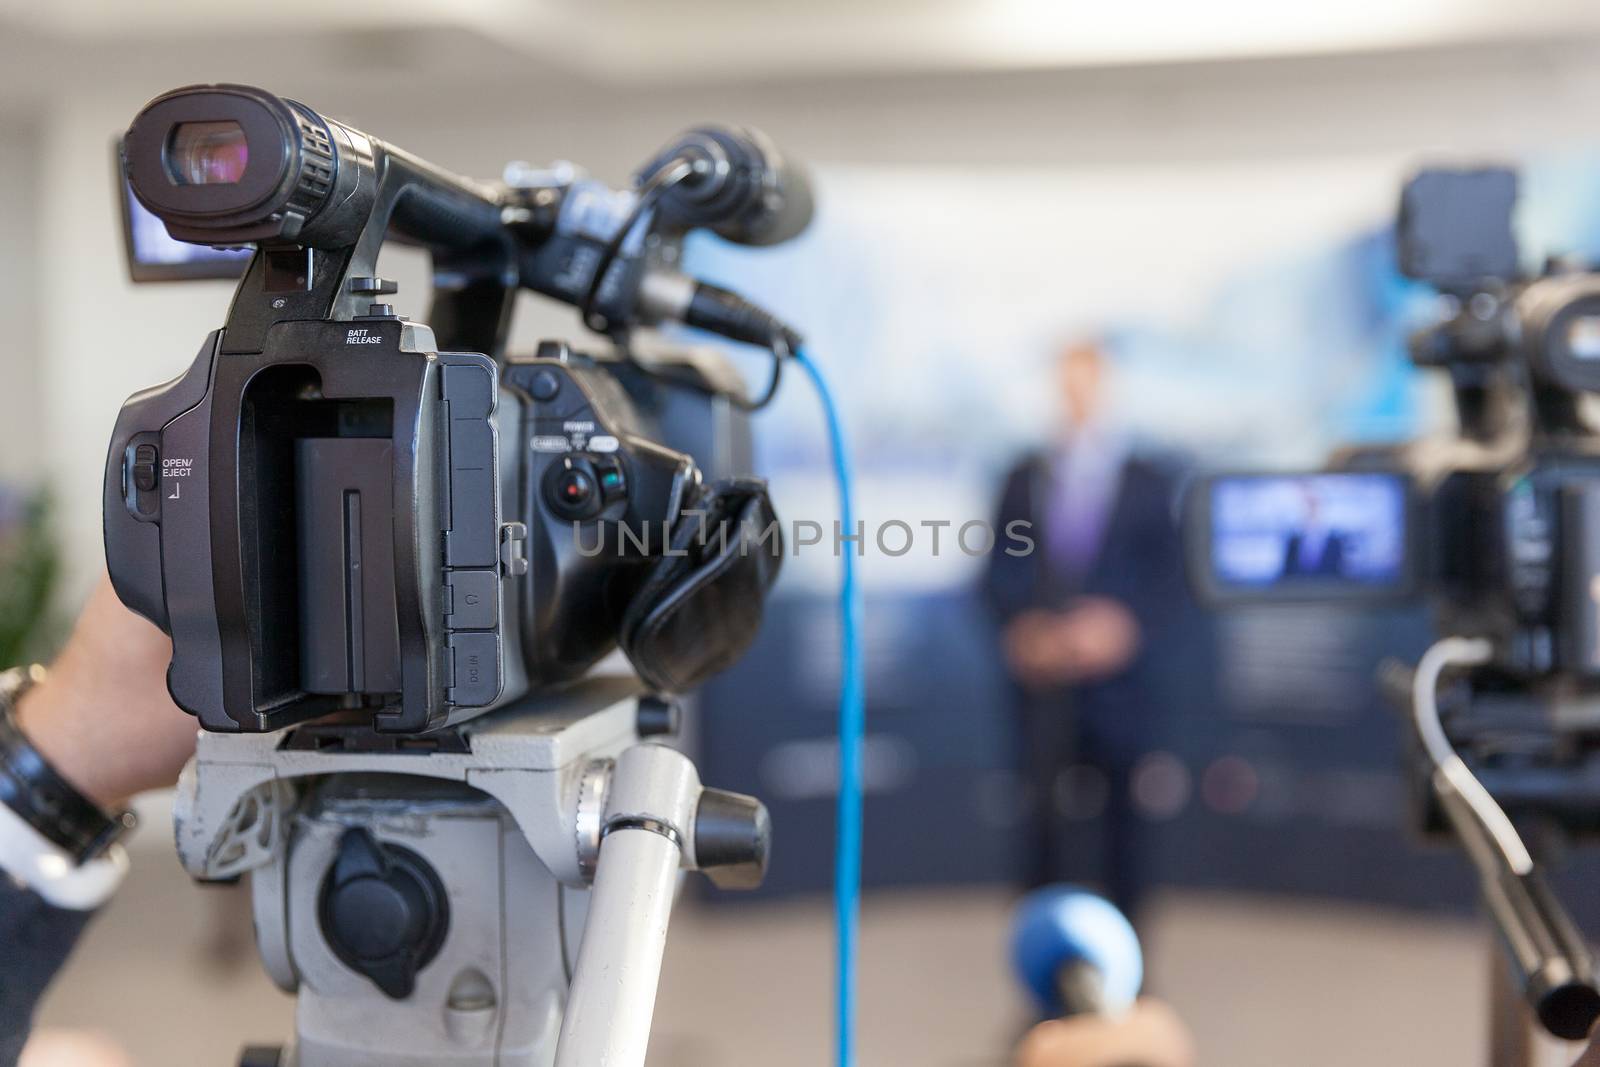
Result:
[1010, 887, 1144, 1020]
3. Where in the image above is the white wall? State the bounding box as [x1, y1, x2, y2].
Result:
[20, 39, 1600, 602]
[0, 118, 40, 487]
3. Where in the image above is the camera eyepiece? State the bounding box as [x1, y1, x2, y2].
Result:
[124, 84, 337, 246]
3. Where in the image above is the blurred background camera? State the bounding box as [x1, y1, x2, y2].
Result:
[1187, 165, 1600, 1051]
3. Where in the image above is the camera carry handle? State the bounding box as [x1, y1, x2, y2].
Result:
[218, 134, 516, 360]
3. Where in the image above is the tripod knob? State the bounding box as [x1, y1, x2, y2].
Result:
[318, 828, 450, 999]
[694, 788, 771, 890]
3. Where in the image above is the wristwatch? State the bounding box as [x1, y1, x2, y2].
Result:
[0, 665, 136, 909]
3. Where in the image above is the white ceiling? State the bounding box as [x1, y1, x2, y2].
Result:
[5, 0, 1600, 100]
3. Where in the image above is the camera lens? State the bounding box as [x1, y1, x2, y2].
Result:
[166, 121, 250, 185]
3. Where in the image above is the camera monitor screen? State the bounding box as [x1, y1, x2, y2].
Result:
[1196, 472, 1413, 601]
[116, 143, 253, 282]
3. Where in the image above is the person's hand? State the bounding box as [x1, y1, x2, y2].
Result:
[1003, 610, 1069, 688]
[1056, 597, 1140, 682]
[1003, 598, 1142, 689]
[20, 1029, 132, 1067]
[12, 574, 196, 809]
[1015, 999, 1195, 1067]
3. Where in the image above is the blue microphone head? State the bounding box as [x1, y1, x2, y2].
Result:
[1009, 886, 1143, 1018]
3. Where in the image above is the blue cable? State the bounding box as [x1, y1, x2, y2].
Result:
[795, 348, 865, 1067]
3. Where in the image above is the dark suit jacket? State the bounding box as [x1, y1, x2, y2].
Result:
[1283, 530, 1348, 577]
[982, 448, 1194, 759]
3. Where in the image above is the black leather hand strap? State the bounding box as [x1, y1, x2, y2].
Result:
[619, 478, 783, 694]
[0, 668, 135, 864]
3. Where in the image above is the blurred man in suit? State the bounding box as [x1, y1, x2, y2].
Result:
[984, 340, 1191, 920]
[1281, 482, 1349, 578]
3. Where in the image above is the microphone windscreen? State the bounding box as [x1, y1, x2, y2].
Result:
[1009, 886, 1143, 1018]
[644, 126, 813, 247]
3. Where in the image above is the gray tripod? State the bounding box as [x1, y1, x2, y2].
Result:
[172, 678, 769, 1067]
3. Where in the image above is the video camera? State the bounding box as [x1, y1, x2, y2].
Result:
[1192, 166, 1600, 683]
[105, 84, 802, 735]
[1188, 166, 1600, 1041]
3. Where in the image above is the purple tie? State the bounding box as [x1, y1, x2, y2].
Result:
[1048, 455, 1108, 577]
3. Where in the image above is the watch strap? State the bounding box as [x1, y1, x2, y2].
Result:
[0, 666, 136, 864]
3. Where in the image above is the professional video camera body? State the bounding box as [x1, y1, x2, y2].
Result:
[1189, 166, 1600, 1057]
[106, 84, 809, 1067]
